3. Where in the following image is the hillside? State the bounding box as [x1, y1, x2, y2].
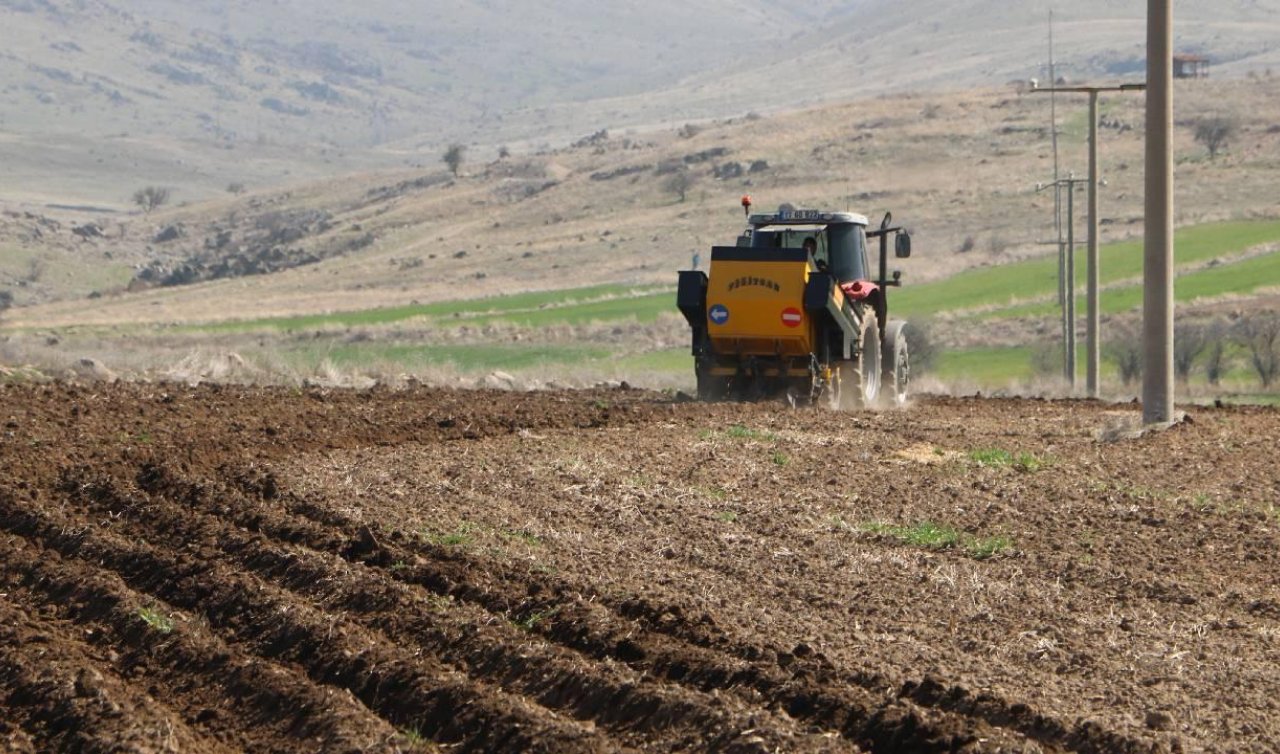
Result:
[2, 76, 1279, 399]
[6, 76, 1280, 321]
[2, 0, 1278, 207]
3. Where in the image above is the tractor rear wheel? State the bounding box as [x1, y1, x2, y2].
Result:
[881, 321, 910, 407]
[835, 310, 881, 410]
[849, 309, 880, 409]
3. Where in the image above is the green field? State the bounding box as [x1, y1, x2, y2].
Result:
[990, 248, 1280, 320]
[893, 219, 1280, 319]
[194, 283, 670, 333]
[931, 346, 1035, 384]
[465, 291, 673, 328]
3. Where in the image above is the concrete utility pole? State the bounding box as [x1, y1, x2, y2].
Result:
[1048, 11, 1063, 315]
[1144, 0, 1175, 424]
[1066, 182, 1077, 386]
[1036, 175, 1089, 388]
[1032, 83, 1145, 397]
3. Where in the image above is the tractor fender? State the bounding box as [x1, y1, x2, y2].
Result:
[839, 280, 879, 301]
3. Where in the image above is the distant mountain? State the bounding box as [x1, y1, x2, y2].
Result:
[486, 0, 1280, 148]
[0, 0, 862, 152]
[1, 0, 1277, 205]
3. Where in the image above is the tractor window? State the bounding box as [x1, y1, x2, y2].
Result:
[750, 228, 829, 266]
[827, 224, 868, 282]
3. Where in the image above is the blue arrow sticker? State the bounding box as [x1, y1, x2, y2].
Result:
[709, 304, 730, 325]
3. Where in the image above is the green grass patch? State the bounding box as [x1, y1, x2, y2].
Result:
[588, 347, 691, 375]
[930, 346, 1034, 384]
[704, 424, 778, 442]
[137, 606, 175, 634]
[1210, 393, 1280, 407]
[399, 727, 429, 750]
[499, 528, 543, 546]
[701, 485, 729, 501]
[864, 521, 963, 548]
[862, 521, 1013, 559]
[422, 522, 478, 547]
[467, 290, 673, 327]
[513, 607, 559, 631]
[190, 283, 669, 333]
[967, 535, 1016, 559]
[771, 451, 790, 466]
[715, 510, 739, 523]
[968, 448, 1048, 472]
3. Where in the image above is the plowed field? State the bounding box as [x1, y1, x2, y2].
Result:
[2, 383, 1278, 753]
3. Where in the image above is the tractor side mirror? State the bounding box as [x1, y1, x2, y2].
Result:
[895, 231, 912, 258]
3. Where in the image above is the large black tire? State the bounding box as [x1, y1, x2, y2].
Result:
[849, 309, 882, 408]
[881, 320, 910, 407]
[828, 310, 880, 410]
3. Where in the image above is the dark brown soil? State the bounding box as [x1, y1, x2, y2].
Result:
[2, 382, 1278, 752]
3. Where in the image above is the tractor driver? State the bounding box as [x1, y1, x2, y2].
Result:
[803, 236, 828, 272]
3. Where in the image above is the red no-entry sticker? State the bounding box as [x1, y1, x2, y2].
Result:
[781, 308, 803, 328]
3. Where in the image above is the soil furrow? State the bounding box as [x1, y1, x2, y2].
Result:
[0, 537, 404, 754]
[5, 384, 1272, 752]
[0, 489, 622, 754]
[150, 464, 1067, 753]
[262, 475, 1158, 754]
[63, 464, 844, 753]
[0, 591, 211, 754]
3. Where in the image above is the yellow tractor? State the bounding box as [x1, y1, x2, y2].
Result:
[677, 201, 912, 407]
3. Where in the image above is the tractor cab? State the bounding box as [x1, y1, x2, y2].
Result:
[740, 208, 872, 283]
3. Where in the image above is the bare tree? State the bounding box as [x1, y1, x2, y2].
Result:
[1204, 319, 1231, 385]
[443, 143, 466, 176]
[1030, 342, 1063, 378]
[663, 170, 696, 203]
[1174, 321, 1210, 382]
[132, 186, 171, 215]
[226, 182, 247, 195]
[497, 145, 511, 160]
[1194, 116, 1237, 160]
[1236, 313, 1280, 388]
[0, 290, 12, 319]
[1105, 323, 1143, 385]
